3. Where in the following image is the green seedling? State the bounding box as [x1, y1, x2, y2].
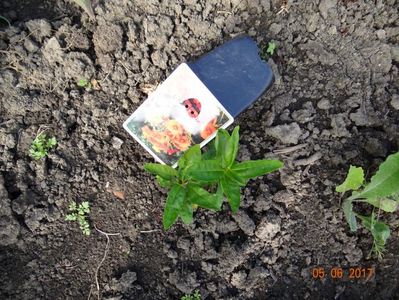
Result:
[66, 201, 91, 235]
[266, 41, 276, 56]
[259, 41, 277, 61]
[181, 290, 201, 300]
[72, 0, 95, 19]
[77, 78, 92, 89]
[336, 152, 399, 259]
[29, 133, 57, 160]
[145, 126, 284, 230]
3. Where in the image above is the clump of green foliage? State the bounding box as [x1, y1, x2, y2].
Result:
[77, 78, 92, 89]
[72, 0, 95, 19]
[336, 151, 399, 259]
[145, 126, 283, 230]
[181, 290, 201, 300]
[29, 133, 57, 160]
[259, 41, 277, 60]
[66, 201, 91, 235]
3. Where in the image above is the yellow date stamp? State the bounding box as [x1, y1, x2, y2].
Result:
[311, 267, 375, 280]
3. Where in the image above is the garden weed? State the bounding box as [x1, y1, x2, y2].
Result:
[29, 133, 57, 160]
[336, 151, 399, 259]
[181, 290, 201, 300]
[259, 41, 277, 61]
[66, 201, 91, 235]
[77, 78, 92, 89]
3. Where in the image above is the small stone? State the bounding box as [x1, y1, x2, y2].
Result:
[176, 238, 190, 251]
[273, 190, 294, 205]
[93, 23, 123, 53]
[24, 38, 39, 53]
[266, 123, 302, 145]
[255, 218, 280, 240]
[391, 46, 399, 62]
[0, 214, 20, 246]
[25, 19, 52, 42]
[319, 0, 337, 19]
[307, 13, 319, 33]
[291, 102, 315, 124]
[206, 282, 217, 292]
[42, 37, 64, 64]
[269, 23, 282, 35]
[111, 270, 137, 293]
[330, 113, 350, 137]
[232, 211, 255, 236]
[231, 270, 247, 288]
[151, 50, 168, 70]
[70, 90, 80, 98]
[112, 137, 124, 150]
[317, 98, 331, 110]
[376, 29, 386, 40]
[390, 95, 399, 110]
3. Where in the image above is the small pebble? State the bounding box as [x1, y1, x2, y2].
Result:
[112, 137, 124, 149]
[390, 95, 399, 110]
[317, 98, 331, 110]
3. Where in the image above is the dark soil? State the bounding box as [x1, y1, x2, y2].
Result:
[1, 0, 399, 299]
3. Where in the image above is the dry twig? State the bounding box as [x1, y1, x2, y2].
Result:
[89, 225, 121, 300]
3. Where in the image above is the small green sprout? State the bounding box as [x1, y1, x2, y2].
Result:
[66, 201, 91, 236]
[259, 41, 277, 61]
[266, 41, 276, 56]
[77, 78, 92, 89]
[29, 133, 57, 160]
[181, 290, 201, 300]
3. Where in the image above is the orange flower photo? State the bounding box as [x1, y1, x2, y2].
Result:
[123, 63, 233, 166]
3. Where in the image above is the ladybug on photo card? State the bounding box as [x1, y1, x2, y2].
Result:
[182, 98, 202, 118]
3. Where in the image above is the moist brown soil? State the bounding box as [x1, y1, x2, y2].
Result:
[1, 0, 399, 299]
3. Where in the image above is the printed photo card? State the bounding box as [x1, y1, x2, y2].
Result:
[123, 63, 234, 166]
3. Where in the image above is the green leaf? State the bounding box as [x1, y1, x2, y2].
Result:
[68, 202, 77, 211]
[47, 137, 57, 147]
[78, 79, 89, 87]
[267, 41, 276, 55]
[178, 144, 201, 169]
[336, 166, 364, 193]
[65, 214, 77, 221]
[372, 221, 390, 245]
[72, 0, 95, 18]
[187, 184, 223, 211]
[221, 176, 241, 212]
[215, 129, 230, 159]
[353, 152, 399, 200]
[357, 213, 390, 246]
[202, 141, 216, 160]
[156, 175, 173, 188]
[179, 201, 193, 224]
[144, 163, 178, 180]
[163, 184, 186, 230]
[231, 159, 283, 179]
[224, 126, 240, 167]
[366, 197, 398, 213]
[225, 169, 247, 186]
[342, 200, 357, 232]
[186, 160, 224, 183]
